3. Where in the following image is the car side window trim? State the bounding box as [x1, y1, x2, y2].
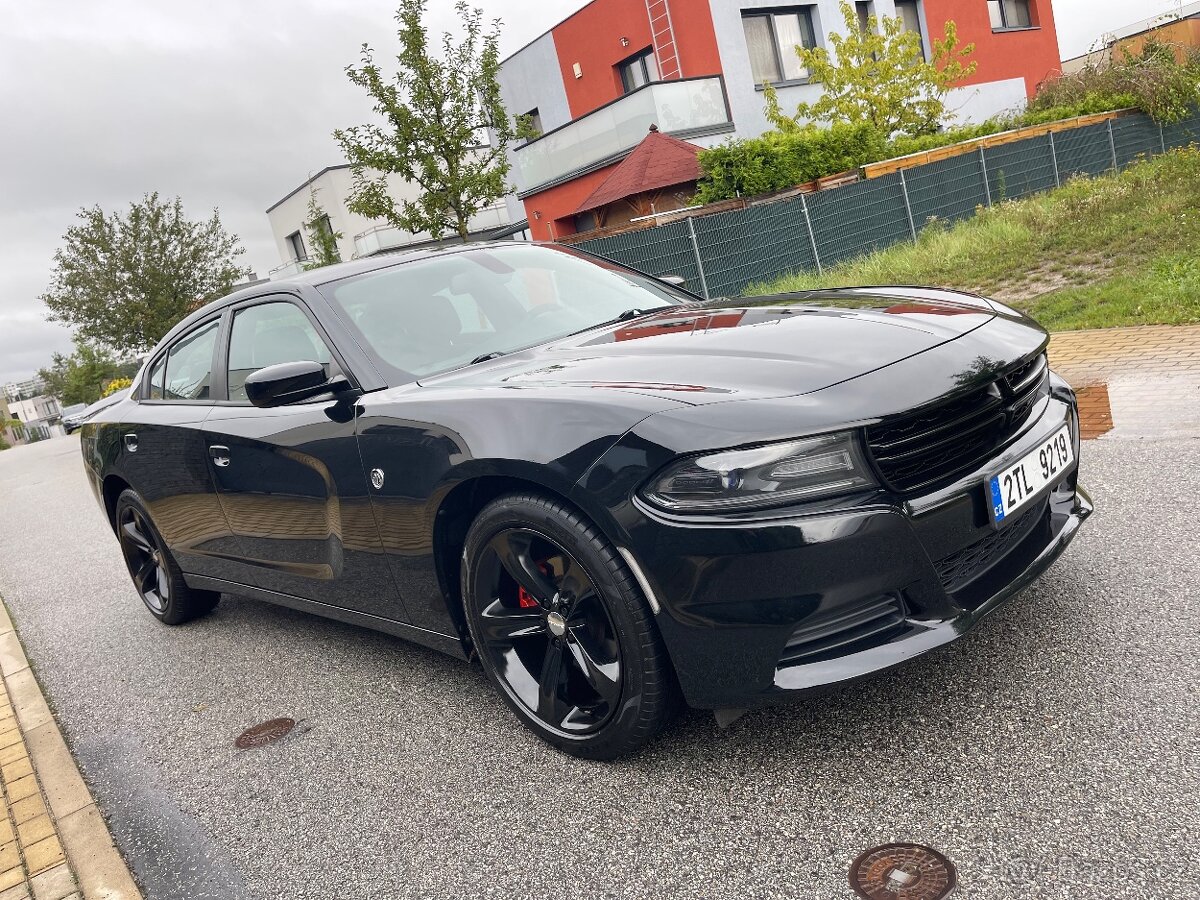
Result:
[213, 294, 357, 407]
[139, 315, 224, 405]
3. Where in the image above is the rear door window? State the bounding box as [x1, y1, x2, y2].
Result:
[163, 319, 219, 401]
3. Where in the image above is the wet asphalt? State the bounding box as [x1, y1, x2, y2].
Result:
[0, 434, 1194, 899]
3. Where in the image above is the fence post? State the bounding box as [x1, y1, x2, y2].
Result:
[898, 169, 917, 240]
[1107, 119, 1118, 170]
[1048, 131, 1061, 187]
[1159, 123, 1167, 154]
[685, 216, 710, 300]
[979, 146, 992, 207]
[800, 193, 822, 275]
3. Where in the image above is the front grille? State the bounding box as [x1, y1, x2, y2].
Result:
[933, 505, 1042, 592]
[778, 594, 907, 667]
[866, 353, 1049, 494]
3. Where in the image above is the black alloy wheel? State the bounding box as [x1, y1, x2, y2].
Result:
[476, 527, 622, 734]
[463, 493, 678, 759]
[114, 489, 219, 625]
[119, 504, 170, 615]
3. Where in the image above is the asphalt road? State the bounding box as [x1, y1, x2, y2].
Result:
[0, 434, 1195, 899]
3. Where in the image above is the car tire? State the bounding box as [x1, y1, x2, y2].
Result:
[462, 492, 679, 760]
[114, 489, 219, 625]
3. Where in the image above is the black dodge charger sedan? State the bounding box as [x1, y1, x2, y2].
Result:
[81, 243, 1091, 759]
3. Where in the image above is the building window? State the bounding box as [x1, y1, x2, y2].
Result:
[617, 47, 659, 94]
[988, 0, 1032, 30]
[855, 1, 873, 32]
[742, 8, 817, 85]
[287, 231, 306, 262]
[894, 0, 925, 58]
[525, 108, 544, 137]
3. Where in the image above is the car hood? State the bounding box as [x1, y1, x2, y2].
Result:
[420, 288, 1002, 405]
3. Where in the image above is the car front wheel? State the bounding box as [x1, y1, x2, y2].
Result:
[115, 489, 219, 625]
[462, 493, 678, 760]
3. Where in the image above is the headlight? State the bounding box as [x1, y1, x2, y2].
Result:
[641, 432, 877, 512]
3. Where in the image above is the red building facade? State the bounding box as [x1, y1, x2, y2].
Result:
[497, 0, 1061, 241]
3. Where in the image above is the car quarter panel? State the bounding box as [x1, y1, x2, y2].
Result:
[82, 399, 240, 579]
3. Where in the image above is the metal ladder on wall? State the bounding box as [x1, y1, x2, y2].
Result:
[645, 0, 681, 80]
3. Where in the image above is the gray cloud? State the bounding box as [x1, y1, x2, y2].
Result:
[0, 0, 1174, 382]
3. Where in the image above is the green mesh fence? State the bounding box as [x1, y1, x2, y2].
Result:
[1162, 110, 1200, 147]
[904, 151, 989, 226]
[570, 109, 1195, 298]
[691, 199, 818, 297]
[983, 135, 1058, 202]
[1113, 116, 1164, 167]
[807, 174, 913, 268]
[1051, 122, 1115, 179]
[573, 219, 703, 294]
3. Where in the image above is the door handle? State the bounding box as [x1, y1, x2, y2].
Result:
[208, 445, 231, 467]
[123, 433, 138, 453]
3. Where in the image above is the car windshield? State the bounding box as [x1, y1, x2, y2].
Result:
[317, 244, 693, 381]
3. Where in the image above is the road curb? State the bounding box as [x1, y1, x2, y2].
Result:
[0, 602, 141, 900]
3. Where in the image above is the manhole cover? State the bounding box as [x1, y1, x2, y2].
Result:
[235, 718, 296, 749]
[849, 843, 957, 900]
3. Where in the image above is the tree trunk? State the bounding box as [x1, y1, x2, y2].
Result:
[457, 216, 470, 242]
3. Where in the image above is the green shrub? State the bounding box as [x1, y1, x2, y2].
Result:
[1031, 40, 1200, 124]
[695, 123, 887, 204]
[694, 42, 1199, 205]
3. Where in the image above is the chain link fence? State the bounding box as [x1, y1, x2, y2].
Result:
[571, 109, 1200, 298]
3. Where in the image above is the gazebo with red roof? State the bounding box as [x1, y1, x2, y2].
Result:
[569, 125, 703, 235]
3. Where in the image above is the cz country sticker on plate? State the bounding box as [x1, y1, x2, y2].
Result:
[988, 424, 1073, 524]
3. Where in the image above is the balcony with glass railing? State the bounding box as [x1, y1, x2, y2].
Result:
[513, 76, 732, 196]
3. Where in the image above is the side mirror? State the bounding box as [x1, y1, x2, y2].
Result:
[245, 360, 348, 408]
[660, 274, 687, 287]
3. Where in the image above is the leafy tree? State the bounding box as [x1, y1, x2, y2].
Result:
[765, 0, 977, 137]
[334, 0, 533, 241]
[41, 192, 249, 354]
[38, 340, 138, 407]
[302, 188, 343, 269]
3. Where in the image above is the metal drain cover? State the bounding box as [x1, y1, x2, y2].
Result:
[849, 843, 957, 899]
[235, 717, 296, 749]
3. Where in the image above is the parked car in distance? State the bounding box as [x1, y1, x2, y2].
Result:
[59, 404, 87, 429]
[80, 244, 1091, 759]
[64, 390, 131, 434]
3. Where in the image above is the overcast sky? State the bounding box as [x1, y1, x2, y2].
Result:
[0, 0, 1180, 383]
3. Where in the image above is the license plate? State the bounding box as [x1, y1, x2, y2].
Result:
[988, 425, 1073, 524]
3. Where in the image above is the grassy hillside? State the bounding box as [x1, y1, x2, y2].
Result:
[749, 147, 1200, 331]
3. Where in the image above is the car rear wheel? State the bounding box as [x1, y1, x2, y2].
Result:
[462, 493, 678, 760]
[115, 489, 219, 625]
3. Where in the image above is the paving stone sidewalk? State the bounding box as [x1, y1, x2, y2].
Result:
[0, 674, 77, 900]
[1048, 324, 1200, 440]
[0, 605, 140, 900]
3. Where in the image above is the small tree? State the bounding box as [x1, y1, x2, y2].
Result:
[334, 0, 532, 241]
[38, 339, 134, 407]
[302, 188, 343, 269]
[765, 0, 977, 136]
[41, 193, 248, 354]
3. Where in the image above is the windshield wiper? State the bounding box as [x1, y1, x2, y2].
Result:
[469, 351, 508, 365]
[615, 307, 653, 321]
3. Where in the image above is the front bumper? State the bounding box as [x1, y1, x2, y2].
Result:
[618, 393, 1092, 710]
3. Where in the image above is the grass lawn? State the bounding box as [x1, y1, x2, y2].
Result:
[749, 147, 1200, 331]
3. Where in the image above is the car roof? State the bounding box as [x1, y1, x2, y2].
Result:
[159, 241, 541, 350]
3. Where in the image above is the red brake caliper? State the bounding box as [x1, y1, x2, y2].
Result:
[516, 562, 551, 608]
